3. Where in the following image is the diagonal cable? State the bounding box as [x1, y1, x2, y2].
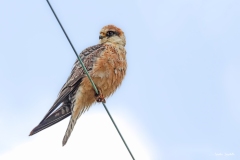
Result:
[46, 1, 135, 159]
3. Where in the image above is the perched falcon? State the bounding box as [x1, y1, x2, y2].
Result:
[29, 25, 127, 146]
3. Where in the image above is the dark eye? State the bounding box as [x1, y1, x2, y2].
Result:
[106, 31, 115, 37]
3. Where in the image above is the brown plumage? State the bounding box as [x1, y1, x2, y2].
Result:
[29, 25, 127, 146]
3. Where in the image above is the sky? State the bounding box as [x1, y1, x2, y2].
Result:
[0, 0, 240, 159]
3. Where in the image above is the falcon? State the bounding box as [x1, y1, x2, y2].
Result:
[29, 25, 127, 146]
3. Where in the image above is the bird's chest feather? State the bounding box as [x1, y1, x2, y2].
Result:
[91, 45, 127, 97]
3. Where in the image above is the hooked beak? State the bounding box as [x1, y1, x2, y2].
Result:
[99, 35, 105, 39]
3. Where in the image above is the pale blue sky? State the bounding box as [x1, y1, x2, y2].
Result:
[0, 0, 240, 159]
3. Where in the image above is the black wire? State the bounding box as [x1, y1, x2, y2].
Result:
[45, 1, 135, 159]
[46, 0, 99, 95]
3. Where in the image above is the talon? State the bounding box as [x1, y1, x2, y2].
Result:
[95, 89, 106, 103]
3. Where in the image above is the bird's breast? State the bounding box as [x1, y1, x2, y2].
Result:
[91, 44, 127, 98]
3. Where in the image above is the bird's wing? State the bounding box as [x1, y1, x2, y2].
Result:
[29, 44, 105, 135]
[41, 44, 105, 122]
[29, 89, 76, 136]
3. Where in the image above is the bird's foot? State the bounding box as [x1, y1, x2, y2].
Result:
[95, 90, 106, 103]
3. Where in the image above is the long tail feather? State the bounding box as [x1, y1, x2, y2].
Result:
[62, 115, 78, 146]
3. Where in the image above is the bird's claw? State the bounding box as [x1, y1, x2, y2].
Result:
[95, 90, 106, 103]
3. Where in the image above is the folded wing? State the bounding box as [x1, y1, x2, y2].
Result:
[29, 44, 105, 136]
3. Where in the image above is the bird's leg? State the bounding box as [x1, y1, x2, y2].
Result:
[95, 88, 106, 103]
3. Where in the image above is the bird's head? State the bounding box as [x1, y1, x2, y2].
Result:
[99, 25, 126, 46]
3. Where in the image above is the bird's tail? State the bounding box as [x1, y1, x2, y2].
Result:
[62, 115, 78, 146]
[62, 103, 89, 146]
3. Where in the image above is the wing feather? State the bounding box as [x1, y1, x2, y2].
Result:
[29, 44, 105, 135]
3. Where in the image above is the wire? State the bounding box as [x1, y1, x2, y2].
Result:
[46, 1, 135, 159]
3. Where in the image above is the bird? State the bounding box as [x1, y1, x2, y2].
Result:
[29, 25, 127, 146]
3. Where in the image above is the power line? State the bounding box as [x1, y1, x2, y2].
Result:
[46, 1, 135, 159]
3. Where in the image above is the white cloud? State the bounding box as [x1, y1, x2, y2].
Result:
[0, 112, 156, 160]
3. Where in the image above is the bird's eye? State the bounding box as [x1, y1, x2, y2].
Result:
[106, 31, 115, 37]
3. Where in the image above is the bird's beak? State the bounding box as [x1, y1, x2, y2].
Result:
[99, 35, 105, 39]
